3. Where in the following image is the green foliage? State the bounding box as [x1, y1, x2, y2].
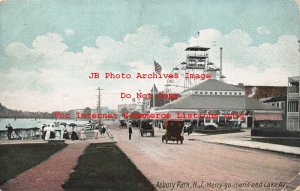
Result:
[120, 107, 128, 116]
[0, 144, 66, 185]
[251, 128, 300, 137]
[63, 143, 155, 191]
[83, 107, 91, 114]
[0, 102, 52, 118]
[193, 128, 242, 135]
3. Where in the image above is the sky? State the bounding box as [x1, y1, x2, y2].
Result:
[0, 0, 299, 112]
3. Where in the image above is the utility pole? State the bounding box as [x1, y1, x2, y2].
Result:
[220, 47, 223, 82]
[96, 87, 103, 124]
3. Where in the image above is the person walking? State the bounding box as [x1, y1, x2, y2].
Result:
[5, 124, 13, 140]
[128, 125, 133, 140]
[101, 125, 106, 137]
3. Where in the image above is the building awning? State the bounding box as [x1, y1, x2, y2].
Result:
[254, 113, 283, 121]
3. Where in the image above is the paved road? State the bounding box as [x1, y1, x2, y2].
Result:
[109, 124, 300, 191]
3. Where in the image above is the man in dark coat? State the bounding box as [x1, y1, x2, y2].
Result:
[5, 124, 13, 140]
[128, 126, 133, 140]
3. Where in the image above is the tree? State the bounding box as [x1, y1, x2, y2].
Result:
[120, 107, 128, 116]
[83, 107, 91, 114]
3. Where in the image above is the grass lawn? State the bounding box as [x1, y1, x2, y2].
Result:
[251, 138, 300, 148]
[0, 143, 67, 185]
[193, 128, 242, 135]
[63, 143, 155, 191]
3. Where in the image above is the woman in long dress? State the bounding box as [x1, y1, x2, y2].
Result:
[44, 125, 51, 141]
[63, 125, 69, 139]
[71, 129, 79, 141]
[93, 124, 100, 139]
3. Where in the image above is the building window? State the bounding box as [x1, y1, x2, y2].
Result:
[234, 92, 237, 95]
[230, 92, 232, 95]
[225, 92, 227, 95]
[205, 92, 208, 95]
[239, 92, 241, 95]
[200, 92, 203, 95]
[220, 92, 222, 95]
[210, 92, 212, 95]
[215, 92, 217, 95]
[195, 91, 198, 94]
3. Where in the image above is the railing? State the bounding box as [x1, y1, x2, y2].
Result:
[186, 53, 208, 57]
[287, 112, 300, 117]
[288, 87, 299, 93]
[288, 93, 300, 98]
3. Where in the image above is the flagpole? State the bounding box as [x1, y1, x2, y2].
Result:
[153, 60, 155, 109]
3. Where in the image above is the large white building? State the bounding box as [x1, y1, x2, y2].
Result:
[287, 76, 300, 131]
[154, 79, 283, 128]
[286, 40, 300, 132]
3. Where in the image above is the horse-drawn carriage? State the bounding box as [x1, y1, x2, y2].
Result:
[119, 119, 127, 129]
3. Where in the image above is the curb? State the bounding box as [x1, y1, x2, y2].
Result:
[201, 140, 300, 157]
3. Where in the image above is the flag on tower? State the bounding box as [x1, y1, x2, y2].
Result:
[154, 60, 162, 74]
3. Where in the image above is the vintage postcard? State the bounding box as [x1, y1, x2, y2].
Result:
[0, 0, 300, 191]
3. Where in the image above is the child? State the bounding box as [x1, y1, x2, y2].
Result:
[80, 128, 86, 141]
[94, 125, 100, 139]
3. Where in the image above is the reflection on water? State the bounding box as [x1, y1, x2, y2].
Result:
[0, 118, 90, 130]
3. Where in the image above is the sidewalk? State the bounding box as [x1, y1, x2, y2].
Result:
[189, 130, 300, 156]
[1, 141, 88, 191]
[191, 130, 300, 191]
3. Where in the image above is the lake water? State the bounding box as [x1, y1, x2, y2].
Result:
[0, 118, 91, 131]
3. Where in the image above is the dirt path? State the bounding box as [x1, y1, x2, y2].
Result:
[111, 125, 300, 191]
[1, 142, 88, 191]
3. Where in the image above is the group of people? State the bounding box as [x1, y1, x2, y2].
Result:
[3, 122, 112, 141]
[41, 123, 110, 141]
[41, 124, 56, 140]
[93, 124, 107, 139]
[3, 121, 138, 141]
[41, 124, 78, 141]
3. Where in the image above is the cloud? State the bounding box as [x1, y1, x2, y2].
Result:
[189, 28, 299, 86]
[256, 26, 271, 35]
[1, 25, 299, 112]
[65, 29, 75, 37]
